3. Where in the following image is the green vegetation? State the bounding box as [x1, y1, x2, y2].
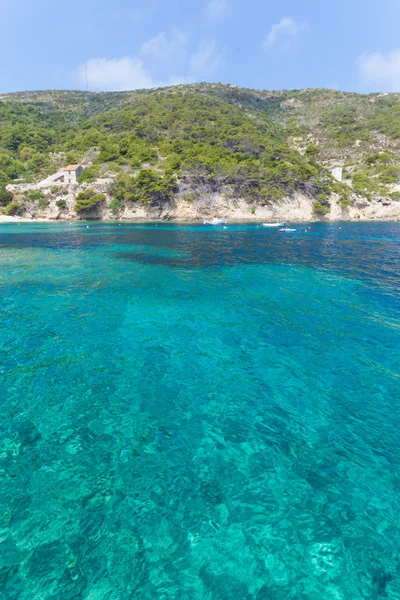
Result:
[77, 165, 100, 183]
[74, 189, 105, 212]
[56, 198, 67, 210]
[0, 186, 13, 206]
[351, 171, 380, 199]
[86, 94, 330, 204]
[1, 84, 400, 211]
[338, 197, 352, 208]
[312, 201, 330, 215]
[379, 166, 400, 184]
[3, 200, 23, 215]
[305, 144, 320, 157]
[39, 197, 49, 209]
[110, 169, 177, 205]
[365, 152, 392, 166]
[332, 180, 353, 208]
[109, 198, 122, 215]
[28, 191, 45, 201]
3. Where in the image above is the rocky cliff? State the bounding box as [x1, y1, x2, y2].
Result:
[10, 181, 400, 222]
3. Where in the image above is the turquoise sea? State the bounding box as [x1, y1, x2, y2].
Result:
[0, 221, 399, 599]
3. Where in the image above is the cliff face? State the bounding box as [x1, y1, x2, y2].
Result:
[14, 182, 400, 222]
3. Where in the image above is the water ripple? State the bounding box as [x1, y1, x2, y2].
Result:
[0, 222, 399, 598]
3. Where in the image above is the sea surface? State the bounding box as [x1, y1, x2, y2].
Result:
[0, 221, 399, 599]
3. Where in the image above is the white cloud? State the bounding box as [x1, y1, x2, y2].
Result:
[357, 50, 400, 91]
[206, 0, 227, 21]
[79, 33, 224, 91]
[79, 57, 156, 91]
[190, 41, 223, 75]
[263, 16, 309, 50]
[140, 30, 188, 60]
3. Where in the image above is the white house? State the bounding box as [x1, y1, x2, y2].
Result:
[331, 167, 343, 183]
[63, 164, 84, 184]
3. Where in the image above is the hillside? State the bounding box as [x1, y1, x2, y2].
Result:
[1, 84, 400, 221]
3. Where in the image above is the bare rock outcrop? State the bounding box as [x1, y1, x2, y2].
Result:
[10, 180, 400, 223]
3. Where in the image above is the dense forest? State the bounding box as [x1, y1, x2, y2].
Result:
[1, 84, 400, 216]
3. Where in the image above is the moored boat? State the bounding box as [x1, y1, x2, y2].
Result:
[278, 228, 297, 233]
[203, 218, 228, 225]
[262, 222, 285, 227]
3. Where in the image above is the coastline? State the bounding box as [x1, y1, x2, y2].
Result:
[3, 190, 400, 223]
[2, 215, 400, 224]
[0, 216, 50, 223]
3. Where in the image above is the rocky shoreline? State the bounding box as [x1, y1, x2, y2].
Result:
[2, 190, 400, 223]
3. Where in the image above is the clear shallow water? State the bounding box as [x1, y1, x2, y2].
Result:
[0, 221, 399, 599]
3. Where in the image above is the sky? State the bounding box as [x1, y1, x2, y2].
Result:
[1, 0, 400, 94]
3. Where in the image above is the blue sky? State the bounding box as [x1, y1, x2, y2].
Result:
[1, 0, 400, 93]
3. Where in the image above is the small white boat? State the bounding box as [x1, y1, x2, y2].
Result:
[279, 228, 297, 233]
[262, 222, 285, 228]
[203, 218, 228, 225]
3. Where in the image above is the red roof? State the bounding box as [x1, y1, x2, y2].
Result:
[64, 164, 82, 171]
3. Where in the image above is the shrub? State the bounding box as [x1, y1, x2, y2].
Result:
[0, 186, 13, 207]
[312, 201, 330, 215]
[39, 197, 49, 209]
[19, 147, 36, 162]
[379, 166, 400, 184]
[259, 186, 284, 204]
[184, 192, 195, 203]
[28, 191, 45, 201]
[109, 198, 122, 215]
[352, 171, 379, 198]
[365, 152, 392, 166]
[56, 199, 67, 210]
[26, 152, 49, 173]
[4, 200, 23, 215]
[332, 181, 352, 209]
[65, 153, 78, 165]
[77, 166, 100, 183]
[305, 144, 320, 157]
[251, 207, 256, 214]
[98, 142, 119, 163]
[110, 169, 177, 205]
[74, 188, 105, 212]
[338, 197, 352, 208]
